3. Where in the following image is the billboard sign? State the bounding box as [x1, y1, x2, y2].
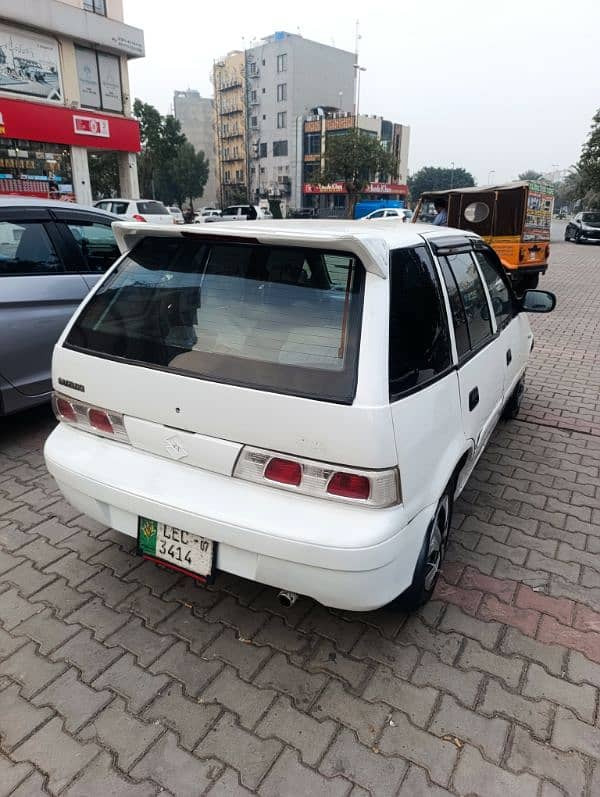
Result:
[0, 23, 62, 102]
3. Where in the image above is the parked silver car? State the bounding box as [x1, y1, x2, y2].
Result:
[0, 197, 120, 415]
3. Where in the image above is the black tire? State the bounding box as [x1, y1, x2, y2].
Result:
[564, 228, 571, 241]
[502, 378, 525, 421]
[396, 485, 454, 611]
[575, 231, 583, 245]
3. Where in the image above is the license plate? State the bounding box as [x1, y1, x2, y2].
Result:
[138, 517, 215, 582]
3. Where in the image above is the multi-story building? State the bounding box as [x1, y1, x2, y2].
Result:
[213, 50, 247, 208]
[301, 110, 411, 216]
[0, 0, 144, 204]
[173, 89, 218, 208]
[245, 32, 355, 212]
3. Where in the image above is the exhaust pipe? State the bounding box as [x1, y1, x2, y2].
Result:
[277, 590, 299, 608]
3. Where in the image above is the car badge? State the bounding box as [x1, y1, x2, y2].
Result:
[165, 435, 188, 460]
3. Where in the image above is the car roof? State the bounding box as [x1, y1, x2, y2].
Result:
[0, 196, 118, 219]
[112, 219, 480, 280]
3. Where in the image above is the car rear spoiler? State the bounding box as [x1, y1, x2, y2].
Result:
[111, 222, 390, 279]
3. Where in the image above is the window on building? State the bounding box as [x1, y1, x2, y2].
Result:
[259, 142, 267, 158]
[262, 114, 267, 120]
[75, 47, 123, 113]
[277, 83, 287, 102]
[222, 123, 229, 135]
[249, 61, 257, 75]
[250, 90, 257, 103]
[262, 88, 266, 94]
[251, 116, 258, 128]
[262, 59, 266, 66]
[277, 112, 287, 129]
[260, 167, 265, 174]
[388, 246, 452, 398]
[304, 133, 321, 155]
[273, 140, 288, 157]
[224, 170, 231, 183]
[277, 53, 288, 72]
[83, 0, 106, 14]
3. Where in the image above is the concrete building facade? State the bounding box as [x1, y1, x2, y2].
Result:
[213, 50, 247, 208]
[245, 32, 355, 213]
[173, 89, 218, 208]
[0, 0, 144, 205]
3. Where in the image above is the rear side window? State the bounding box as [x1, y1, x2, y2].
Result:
[0, 221, 62, 276]
[389, 246, 452, 398]
[65, 222, 120, 273]
[440, 251, 493, 357]
[136, 201, 168, 215]
[112, 202, 129, 215]
[66, 237, 365, 403]
[474, 248, 515, 330]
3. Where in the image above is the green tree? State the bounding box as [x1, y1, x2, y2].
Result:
[517, 169, 543, 181]
[408, 166, 475, 201]
[88, 151, 119, 199]
[157, 141, 209, 210]
[317, 129, 398, 218]
[577, 108, 600, 208]
[133, 98, 186, 199]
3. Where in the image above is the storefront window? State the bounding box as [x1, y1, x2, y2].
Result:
[0, 139, 73, 200]
[75, 47, 123, 113]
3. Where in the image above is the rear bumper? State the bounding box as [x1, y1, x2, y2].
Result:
[44, 424, 434, 610]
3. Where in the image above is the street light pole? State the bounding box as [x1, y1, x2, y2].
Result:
[354, 64, 366, 127]
[487, 169, 495, 185]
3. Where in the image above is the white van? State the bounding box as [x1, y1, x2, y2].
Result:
[44, 221, 555, 611]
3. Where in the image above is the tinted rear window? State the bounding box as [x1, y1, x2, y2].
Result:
[137, 201, 169, 215]
[66, 237, 364, 402]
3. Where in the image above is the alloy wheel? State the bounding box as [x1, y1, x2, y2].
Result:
[423, 495, 450, 591]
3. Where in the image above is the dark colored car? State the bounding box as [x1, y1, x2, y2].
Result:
[0, 197, 120, 416]
[565, 211, 600, 243]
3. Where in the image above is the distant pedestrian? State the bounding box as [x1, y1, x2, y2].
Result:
[184, 206, 194, 224]
[432, 198, 448, 226]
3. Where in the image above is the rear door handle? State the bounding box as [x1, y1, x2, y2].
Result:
[469, 387, 479, 411]
[506, 349, 512, 365]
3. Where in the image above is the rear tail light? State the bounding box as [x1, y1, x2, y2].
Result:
[52, 392, 129, 444]
[234, 446, 400, 508]
[132, 213, 147, 222]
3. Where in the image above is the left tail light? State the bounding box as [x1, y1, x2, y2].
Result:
[132, 213, 147, 222]
[52, 393, 129, 444]
[234, 446, 400, 508]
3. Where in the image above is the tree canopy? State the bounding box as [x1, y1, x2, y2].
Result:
[577, 108, 600, 208]
[408, 166, 475, 201]
[517, 170, 543, 181]
[317, 129, 398, 217]
[133, 99, 208, 208]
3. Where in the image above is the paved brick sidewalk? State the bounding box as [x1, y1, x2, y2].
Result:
[1, 239, 599, 796]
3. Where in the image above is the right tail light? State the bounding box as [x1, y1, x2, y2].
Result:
[234, 446, 400, 508]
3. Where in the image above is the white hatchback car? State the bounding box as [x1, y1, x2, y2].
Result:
[360, 208, 413, 222]
[94, 199, 174, 225]
[44, 221, 555, 611]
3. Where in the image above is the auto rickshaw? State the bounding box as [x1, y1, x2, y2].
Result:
[413, 181, 555, 293]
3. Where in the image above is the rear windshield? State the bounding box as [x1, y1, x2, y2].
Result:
[66, 236, 364, 402]
[137, 201, 169, 215]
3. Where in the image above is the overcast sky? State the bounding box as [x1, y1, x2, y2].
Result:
[124, 0, 598, 185]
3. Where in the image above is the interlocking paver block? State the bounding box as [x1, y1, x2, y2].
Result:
[149, 640, 222, 697]
[0, 754, 33, 797]
[412, 650, 483, 707]
[198, 712, 283, 790]
[256, 695, 337, 766]
[481, 679, 554, 740]
[0, 586, 40, 630]
[206, 767, 254, 795]
[132, 729, 223, 796]
[33, 667, 112, 732]
[453, 744, 540, 797]
[13, 606, 79, 653]
[320, 726, 407, 796]
[430, 694, 509, 763]
[438, 603, 503, 649]
[379, 710, 458, 787]
[0, 625, 26, 659]
[255, 652, 327, 711]
[201, 665, 276, 728]
[30, 518, 78, 543]
[51, 628, 122, 681]
[399, 616, 462, 663]
[0, 682, 53, 750]
[523, 662, 596, 722]
[15, 538, 64, 568]
[116, 585, 179, 627]
[143, 681, 220, 750]
[203, 626, 272, 679]
[350, 628, 419, 678]
[397, 765, 455, 796]
[64, 751, 159, 797]
[307, 638, 372, 689]
[1, 560, 56, 597]
[253, 614, 314, 661]
[59, 529, 112, 560]
[552, 706, 600, 758]
[501, 626, 567, 676]
[105, 616, 175, 667]
[79, 696, 163, 770]
[206, 595, 267, 638]
[12, 716, 99, 794]
[89, 542, 141, 576]
[312, 678, 388, 746]
[458, 638, 524, 688]
[362, 665, 438, 727]
[155, 604, 222, 653]
[567, 650, 600, 688]
[261, 748, 350, 797]
[299, 605, 365, 653]
[43, 551, 101, 587]
[0, 640, 66, 698]
[66, 596, 129, 640]
[78, 569, 139, 608]
[30, 577, 91, 618]
[507, 725, 586, 797]
[9, 771, 47, 797]
[93, 653, 169, 713]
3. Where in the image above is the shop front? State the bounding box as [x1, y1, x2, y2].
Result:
[303, 181, 408, 217]
[0, 95, 140, 204]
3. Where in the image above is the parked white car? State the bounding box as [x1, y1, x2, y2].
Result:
[94, 199, 174, 225]
[360, 207, 413, 222]
[44, 220, 555, 611]
[195, 209, 222, 223]
[221, 204, 273, 220]
[168, 206, 185, 224]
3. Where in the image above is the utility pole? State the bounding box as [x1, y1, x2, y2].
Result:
[450, 161, 455, 189]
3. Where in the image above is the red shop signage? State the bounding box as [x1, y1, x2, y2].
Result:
[304, 181, 408, 195]
[0, 96, 140, 152]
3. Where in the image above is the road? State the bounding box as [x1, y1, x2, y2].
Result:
[0, 237, 599, 795]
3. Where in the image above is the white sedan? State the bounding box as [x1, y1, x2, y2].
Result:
[360, 208, 413, 222]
